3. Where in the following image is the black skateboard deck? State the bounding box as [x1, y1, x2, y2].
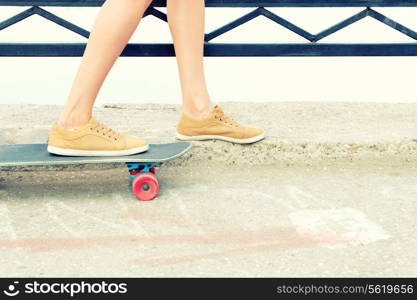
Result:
[0, 142, 191, 167]
[0, 142, 192, 201]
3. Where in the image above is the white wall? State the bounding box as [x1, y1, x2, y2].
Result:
[0, 6, 416, 105]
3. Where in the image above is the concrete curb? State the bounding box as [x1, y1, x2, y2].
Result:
[1, 103, 417, 168]
[165, 138, 417, 168]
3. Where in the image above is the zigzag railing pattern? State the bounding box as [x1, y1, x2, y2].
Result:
[204, 6, 417, 42]
[1, 0, 417, 56]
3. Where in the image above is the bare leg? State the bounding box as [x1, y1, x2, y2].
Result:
[167, 0, 214, 119]
[59, 0, 152, 129]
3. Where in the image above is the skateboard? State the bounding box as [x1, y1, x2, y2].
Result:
[0, 142, 192, 201]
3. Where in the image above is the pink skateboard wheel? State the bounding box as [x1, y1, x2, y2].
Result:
[132, 172, 159, 201]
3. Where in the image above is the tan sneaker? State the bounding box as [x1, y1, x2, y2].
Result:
[176, 105, 265, 144]
[47, 117, 149, 156]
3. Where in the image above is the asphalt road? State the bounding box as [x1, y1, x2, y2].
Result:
[0, 161, 416, 277]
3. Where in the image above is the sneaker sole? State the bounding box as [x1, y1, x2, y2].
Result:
[175, 132, 265, 144]
[47, 144, 149, 157]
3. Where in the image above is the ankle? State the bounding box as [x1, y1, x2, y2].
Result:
[182, 104, 214, 120]
[58, 111, 91, 130]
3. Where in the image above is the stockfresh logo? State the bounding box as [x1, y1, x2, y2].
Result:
[3, 281, 20, 297]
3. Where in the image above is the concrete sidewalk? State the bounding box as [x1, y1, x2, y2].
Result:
[1, 102, 417, 166]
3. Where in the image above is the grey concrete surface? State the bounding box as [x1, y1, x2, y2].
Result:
[0, 102, 417, 277]
[0, 162, 416, 277]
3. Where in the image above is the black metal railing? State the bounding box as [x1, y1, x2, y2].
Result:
[1, 0, 417, 56]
